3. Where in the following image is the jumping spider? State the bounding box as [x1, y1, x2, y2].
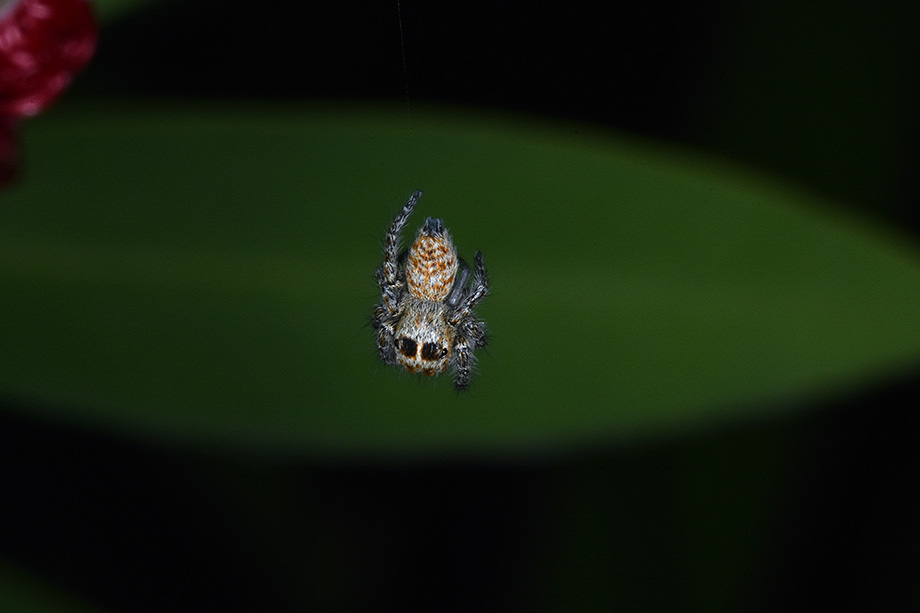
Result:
[372, 190, 489, 390]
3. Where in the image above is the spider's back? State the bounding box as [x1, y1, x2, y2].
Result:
[406, 217, 458, 303]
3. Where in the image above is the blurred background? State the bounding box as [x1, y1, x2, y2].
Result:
[2, 0, 919, 610]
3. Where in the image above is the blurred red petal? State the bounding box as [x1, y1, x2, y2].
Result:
[0, 0, 97, 117]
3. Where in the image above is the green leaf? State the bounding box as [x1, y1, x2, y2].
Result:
[0, 563, 98, 612]
[3, 104, 919, 457]
[91, 0, 160, 24]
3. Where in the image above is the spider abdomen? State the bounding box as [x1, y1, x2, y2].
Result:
[406, 217, 458, 302]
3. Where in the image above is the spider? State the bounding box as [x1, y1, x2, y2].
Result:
[372, 190, 489, 390]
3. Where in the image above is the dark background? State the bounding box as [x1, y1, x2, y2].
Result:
[82, 0, 920, 233]
[3, 0, 920, 609]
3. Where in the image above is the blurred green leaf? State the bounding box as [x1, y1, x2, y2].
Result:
[2, 103, 920, 457]
[0, 563, 98, 612]
[91, 0, 159, 23]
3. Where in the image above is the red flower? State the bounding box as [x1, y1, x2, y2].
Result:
[1, 0, 96, 188]
[1, 0, 96, 116]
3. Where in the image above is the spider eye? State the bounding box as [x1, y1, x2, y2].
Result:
[398, 337, 418, 358]
[421, 342, 444, 361]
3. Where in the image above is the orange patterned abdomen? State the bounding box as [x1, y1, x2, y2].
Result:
[406, 222, 458, 302]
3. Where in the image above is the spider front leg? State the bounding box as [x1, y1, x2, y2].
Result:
[373, 305, 399, 365]
[377, 190, 421, 315]
[451, 316, 488, 390]
[462, 318, 488, 349]
[453, 335, 475, 391]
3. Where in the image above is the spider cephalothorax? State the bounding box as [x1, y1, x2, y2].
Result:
[372, 190, 489, 390]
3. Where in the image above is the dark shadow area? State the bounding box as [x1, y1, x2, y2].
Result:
[3, 374, 919, 610]
[75, 0, 920, 233]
